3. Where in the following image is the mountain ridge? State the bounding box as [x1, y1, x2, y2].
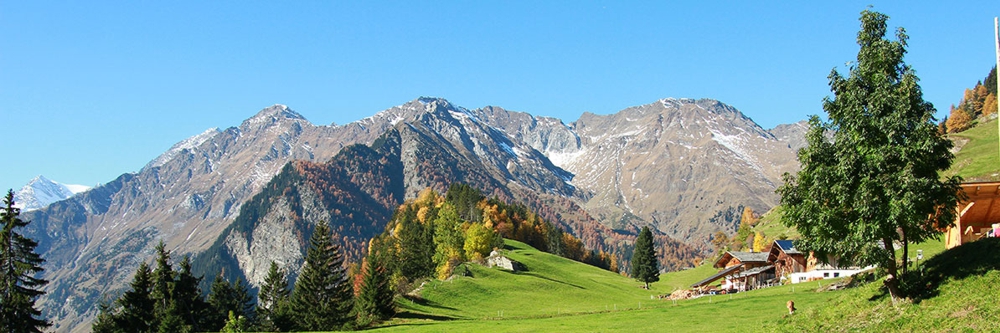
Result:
[22, 97, 804, 333]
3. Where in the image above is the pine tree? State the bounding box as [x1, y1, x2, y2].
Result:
[172, 256, 208, 331]
[115, 262, 156, 332]
[207, 275, 254, 331]
[354, 238, 395, 327]
[150, 241, 175, 319]
[630, 226, 659, 289]
[290, 220, 354, 331]
[256, 261, 291, 332]
[0, 190, 50, 333]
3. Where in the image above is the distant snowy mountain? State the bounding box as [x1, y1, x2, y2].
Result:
[14, 175, 91, 211]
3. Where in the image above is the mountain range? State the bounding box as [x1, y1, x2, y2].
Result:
[20, 97, 803, 332]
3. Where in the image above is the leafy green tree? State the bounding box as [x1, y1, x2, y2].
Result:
[0, 189, 50, 333]
[463, 223, 497, 261]
[220, 311, 248, 333]
[354, 238, 395, 328]
[256, 261, 291, 332]
[433, 203, 465, 278]
[290, 220, 354, 331]
[630, 226, 659, 289]
[778, 9, 960, 300]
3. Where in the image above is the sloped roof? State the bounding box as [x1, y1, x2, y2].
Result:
[773, 240, 801, 255]
[691, 264, 743, 288]
[733, 265, 775, 279]
[729, 251, 769, 263]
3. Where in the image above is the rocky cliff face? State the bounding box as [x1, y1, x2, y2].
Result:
[25, 98, 802, 333]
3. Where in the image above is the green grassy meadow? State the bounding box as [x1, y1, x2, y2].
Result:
[946, 119, 1000, 181]
[352, 237, 1000, 332]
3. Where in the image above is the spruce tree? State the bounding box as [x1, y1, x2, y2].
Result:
[0, 190, 50, 333]
[150, 241, 175, 320]
[256, 261, 291, 332]
[290, 220, 354, 331]
[354, 238, 395, 327]
[630, 226, 659, 289]
[172, 256, 208, 331]
[116, 262, 156, 332]
[206, 275, 254, 331]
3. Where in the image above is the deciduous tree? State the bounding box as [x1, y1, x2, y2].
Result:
[778, 9, 960, 300]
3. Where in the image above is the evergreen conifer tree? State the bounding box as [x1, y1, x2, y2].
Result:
[630, 226, 659, 289]
[256, 261, 291, 332]
[150, 241, 175, 318]
[290, 220, 354, 331]
[206, 275, 254, 331]
[354, 238, 395, 327]
[0, 190, 50, 333]
[116, 262, 156, 332]
[172, 256, 208, 331]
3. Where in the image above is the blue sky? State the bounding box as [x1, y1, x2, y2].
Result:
[1, 1, 997, 193]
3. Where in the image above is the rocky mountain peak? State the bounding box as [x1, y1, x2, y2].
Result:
[240, 104, 308, 130]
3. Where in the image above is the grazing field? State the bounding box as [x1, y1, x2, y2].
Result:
[946, 119, 1000, 181]
[369, 239, 845, 332]
[352, 237, 998, 332]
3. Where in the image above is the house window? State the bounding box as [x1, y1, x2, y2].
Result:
[834, 272, 840, 277]
[823, 272, 830, 278]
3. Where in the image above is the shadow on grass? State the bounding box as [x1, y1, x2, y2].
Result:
[392, 311, 458, 321]
[401, 294, 460, 312]
[517, 271, 585, 289]
[901, 238, 1000, 303]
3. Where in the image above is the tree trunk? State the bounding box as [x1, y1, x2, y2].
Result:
[883, 237, 903, 301]
[901, 228, 908, 277]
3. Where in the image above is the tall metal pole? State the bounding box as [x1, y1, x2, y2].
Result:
[995, 17, 999, 161]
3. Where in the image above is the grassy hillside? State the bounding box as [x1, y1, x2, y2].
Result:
[752, 206, 799, 240]
[375, 239, 839, 332]
[394, 239, 670, 321]
[762, 238, 1000, 332]
[358, 237, 995, 332]
[946, 119, 1000, 181]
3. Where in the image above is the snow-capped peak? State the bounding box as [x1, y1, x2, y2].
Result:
[13, 175, 91, 211]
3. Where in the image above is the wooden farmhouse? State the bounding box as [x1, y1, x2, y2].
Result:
[692, 240, 869, 292]
[768, 240, 806, 281]
[691, 251, 773, 292]
[945, 181, 1000, 249]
